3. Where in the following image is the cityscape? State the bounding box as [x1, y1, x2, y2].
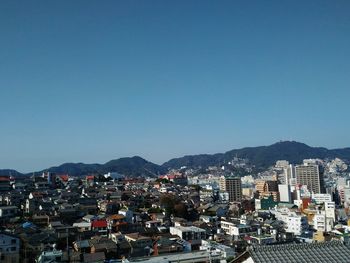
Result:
[1, 141, 350, 262]
[1, 1, 350, 263]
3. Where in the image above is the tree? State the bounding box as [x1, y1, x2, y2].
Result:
[160, 194, 176, 215]
[174, 203, 188, 219]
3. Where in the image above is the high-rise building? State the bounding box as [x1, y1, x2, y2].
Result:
[219, 176, 242, 202]
[296, 162, 324, 194]
[284, 164, 296, 186]
[278, 184, 292, 203]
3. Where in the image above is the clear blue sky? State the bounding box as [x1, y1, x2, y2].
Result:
[1, 1, 349, 172]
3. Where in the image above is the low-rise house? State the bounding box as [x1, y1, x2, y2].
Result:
[124, 233, 153, 257]
[73, 240, 91, 253]
[206, 204, 228, 217]
[169, 226, 206, 247]
[0, 232, 20, 263]
[91, 220, 108, 236]
[200, 240, 235, 259]
[199, 215, 218, 225]
[25, 232, 58, 256]
[220, 220, 258, 240]
[49, 221, 64, 230]
[109, 233, 132, 258]
[32, 213, 50, 227]
[73, 222, 92, 232]
[107, 214, 127, 232]
[149, 213, 166, 223]
[118, 207, 134, 223]
[0, 206, 18, 221]
[54, 225, 77, 239]
[98, 200, 119, 214]
[153, 237, 187, 255]
[145, 220, 161, 228]
[124, 233, 153, 249]
[89, 236, 118, 258]
[83, 214, 97, 223]
[248, 233, 276, 245]
[36, 249, 63, 263]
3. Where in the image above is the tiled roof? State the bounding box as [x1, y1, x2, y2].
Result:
[91, 220, 107, 228]
[248, 241, 350, 263]
[59, 175, 69, 182]
[107, 214, 125, 220]
[86, 175, 95, 180]
[83, 252, 105, 263]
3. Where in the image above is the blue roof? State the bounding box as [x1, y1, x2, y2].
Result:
[22, 222, 33, 228]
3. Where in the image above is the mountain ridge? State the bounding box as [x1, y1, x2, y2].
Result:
[162, 141, 350, 169]
[1, 141, 350, 177]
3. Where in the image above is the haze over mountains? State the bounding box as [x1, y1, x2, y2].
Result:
[1, 141, 350, 177]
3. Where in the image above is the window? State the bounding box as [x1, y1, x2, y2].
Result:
[11, 239, 16, 244]
[11, 247, 16, 251]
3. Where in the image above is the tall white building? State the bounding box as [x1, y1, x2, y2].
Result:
[284, 164, 296, 186]
[325, 201, 336, 222]
[278, 184, 292, 203]
[312, 202, 335, 232]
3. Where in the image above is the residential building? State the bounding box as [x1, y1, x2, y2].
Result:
[272, 208, 308, 235]
[36, 250, 63, 263]
[170, 226, 206, 246]
[255, 179, 279, 202]
[0, 232, 20, 263]
[311, 193, 332, 204]
[296, 162, 325, 194]
[0, 206, 17, 222]
[219, 176, 242, 202]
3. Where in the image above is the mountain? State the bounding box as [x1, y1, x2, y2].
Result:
[38, 156, 166, 177]
[103, 156, 167, 177]
[162, 141, 350, 170]
[2, 141, 350, 177]
[0, 169, 23, 176]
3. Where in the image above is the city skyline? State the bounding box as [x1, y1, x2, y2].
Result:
[1, 0, 350, 172]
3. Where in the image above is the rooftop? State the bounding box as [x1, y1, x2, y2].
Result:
[248, 241, 350, 263]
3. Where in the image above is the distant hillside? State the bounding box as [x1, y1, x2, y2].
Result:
[0, 169, 23, 176]
[2, 141, 350, 177]
[38, 156, 166, 177]
[162, 141, 350, 169]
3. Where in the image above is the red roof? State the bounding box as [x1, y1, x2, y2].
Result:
[86, 175, 95, 180]
[92, 220, 107, 228]
[59, 175, 69, 182]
